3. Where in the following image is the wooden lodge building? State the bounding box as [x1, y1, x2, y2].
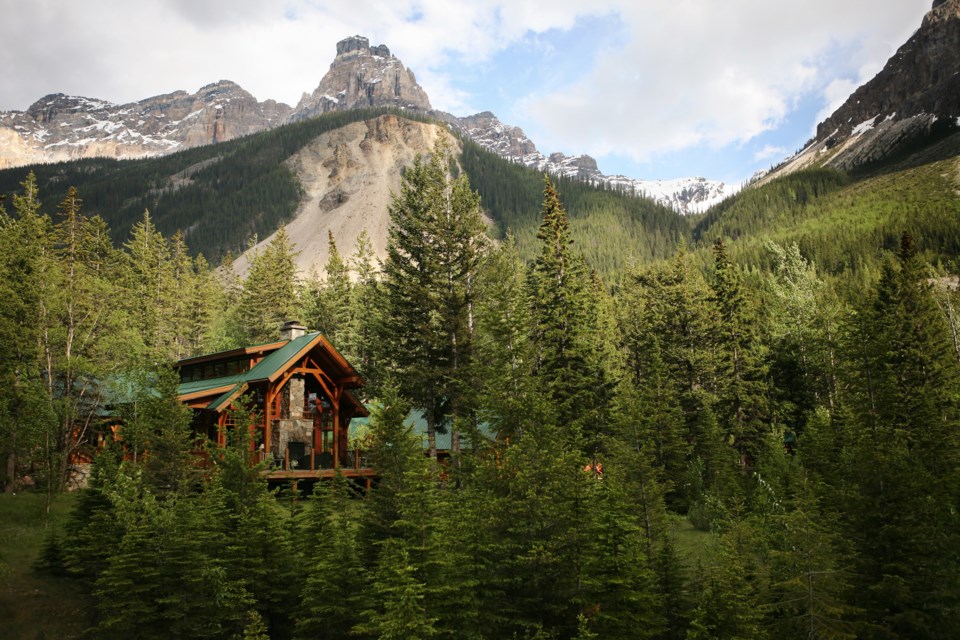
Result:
[175, 321, 374, 486]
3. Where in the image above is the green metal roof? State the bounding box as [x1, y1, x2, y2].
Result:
[177, 332, 322, 410]
[351, 409, 495, 451]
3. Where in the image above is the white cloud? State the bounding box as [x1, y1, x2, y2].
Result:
[0, 0, 932, 174]
[754, 145, 786, 162]
[519, 0, 930, 162]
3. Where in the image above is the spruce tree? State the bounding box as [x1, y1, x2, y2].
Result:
[0, 173, 53, 491]
[296, 475, 368, 640]
[237, 227, 300, 344]
[379, 140, 487, 457]
[839, 233, 960, 639]
[710, 238, 769, 469]
[529, 176, 611, 451]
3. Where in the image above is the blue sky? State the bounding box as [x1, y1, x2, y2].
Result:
[0, 0, 934, 185]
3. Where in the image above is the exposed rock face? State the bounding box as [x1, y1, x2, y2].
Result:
[815, 0, 960, 144]
[457, 111, 539, 158]
[765, 0, 960, 182]
[0, 34, 732, 213]
[290, 35, 432, 121]
[232, 114, 458, 278]
[452, 110, 738, 213]
[0, 81, 291, 169]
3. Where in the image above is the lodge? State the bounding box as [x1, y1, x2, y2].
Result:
[175, 321, 375, 487]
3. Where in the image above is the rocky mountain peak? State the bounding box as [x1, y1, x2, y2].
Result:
[0, 34, 734, 213]
[290, 35, 431, 121]
[336, 35, 391, 58]
[763, 0, 960, 179]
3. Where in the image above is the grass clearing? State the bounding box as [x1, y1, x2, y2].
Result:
[667, 513, 715, 568]
[0, 491, 89, 640]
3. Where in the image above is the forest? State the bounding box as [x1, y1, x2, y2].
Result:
[2, 135, 960, 640]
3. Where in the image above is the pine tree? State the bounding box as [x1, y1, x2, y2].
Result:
[299, 230, 353, 346]
[355, 538, 437, 640]
[710, 238, 769, 469]
[529, 177, 611, 451]
[473, 238, 536, 441]
[838, 233, 960, 639]
[346, 229, 381, 382]
[296, 475, 368, 640]
[0, 173, 53, 491]
[41, 187, 139, 491]
[237, 228, 300, 344]
[124, 210, 175, 358]
[379, 140, 488, 457]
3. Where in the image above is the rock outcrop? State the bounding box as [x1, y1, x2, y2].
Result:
[764, 0, 960, 182]
[290, 35, 432, 121]
[0, 34, 733, 213]
[232, 114, 458, 277]
[0, 81, 291, 169]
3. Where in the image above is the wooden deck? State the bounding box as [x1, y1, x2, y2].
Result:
[266, 467, 377, 480]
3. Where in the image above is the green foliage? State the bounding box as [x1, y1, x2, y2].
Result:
[379, 140, 489, 455]
[6, 106, 960, 640]
[233, 227, 300, 345]
[0, 109, 437, 263]
[693, 162, 960, 276]
[459, 139, 690, 278]
[529, 177, 613, 450]
[295, 476, 367, 640]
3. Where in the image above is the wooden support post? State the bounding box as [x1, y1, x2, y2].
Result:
[333, 398, 341, 470]
[217, 414, 226, 448]
[264, 386, 273, 458]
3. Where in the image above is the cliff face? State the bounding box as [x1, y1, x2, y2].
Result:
[764, 0, 960, 181]
[232, 114, 458, 278]
[815, 0, 960, 143]
[0, 81, 291, 169]
[289, 35, 432, 121]
[0, 34, 736, 213]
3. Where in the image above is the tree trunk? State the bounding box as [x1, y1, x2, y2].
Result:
[4, 449, 15, 493]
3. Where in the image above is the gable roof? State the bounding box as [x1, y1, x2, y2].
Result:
[176, 332, 366, 414]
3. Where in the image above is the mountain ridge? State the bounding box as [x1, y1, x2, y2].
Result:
[0, 35, 730, 214]
[760, 0, 960, 182]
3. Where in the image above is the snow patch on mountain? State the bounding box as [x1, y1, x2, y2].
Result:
[453, 111, 738, 214]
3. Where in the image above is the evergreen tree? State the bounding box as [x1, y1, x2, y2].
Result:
[237, 228, 300, 344]
[710, 238, 770, 469]
[379, 140, 488, 457]
[355, 538, 437, 640]
[529, 176, 611, 451]
[346, 229, 381, 384]
[0, 173, 53, 491]
[124, 210, 175, 358]
[295, 475, 368, 640]
[299, 230, 353, 346]
[473, 238, 536, 441]
[838, 233, 960, 639]
[41, 187, 139, 491]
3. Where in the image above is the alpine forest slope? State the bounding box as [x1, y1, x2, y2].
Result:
[0, 109, 690, 279]
[0, 34, 732, 215]
[695, 0, 960, 279]
[692, 146, 960, 277]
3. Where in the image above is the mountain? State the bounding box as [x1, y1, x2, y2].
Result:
[0, 81, 290, 169]
[233, 114, 455, 277]
[290, 35, 433, 120]
[0, 107, 688, 279]
[762, 0, 960, 182]
[693, 0, 960, 275]
[452, 111, 737, 213]
[0, 35, 725, 214]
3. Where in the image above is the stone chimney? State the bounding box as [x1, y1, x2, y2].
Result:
[280, 320, 307, 341]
